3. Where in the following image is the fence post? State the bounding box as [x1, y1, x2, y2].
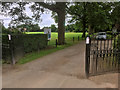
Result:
[73, 37, 74, 42]
[8, 34, 15, 65]
[85, 36, 90, 78]
[56, 39, 57, 48]
[78, 36, 79, 41]
[118, 35, 120, 73]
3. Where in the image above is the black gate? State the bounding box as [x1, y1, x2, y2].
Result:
[85, 34, 120, 77]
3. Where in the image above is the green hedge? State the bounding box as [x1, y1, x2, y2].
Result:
[2, 35, 11, 62]
[23, 34, 48, 53]
[2, 34, 48, 63]
[117, 34, 120, 49]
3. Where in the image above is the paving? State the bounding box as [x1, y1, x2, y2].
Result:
[2, 41, 118, 88]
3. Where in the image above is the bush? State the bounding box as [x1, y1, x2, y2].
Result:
[23, 34, 48, 53]
[2, 34, 48, 63]
[2, 29, 22, 34]
[2, 35, 11, 63]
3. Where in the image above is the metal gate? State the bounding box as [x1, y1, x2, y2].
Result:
[85, 34, 120, 77]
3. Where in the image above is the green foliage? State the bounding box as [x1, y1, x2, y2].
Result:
[18, 32, 84, 64]
[2, 32, 86, 64]
[67, 2, 120, 33]
[2, 27, 23, 34]
[2, 24, 11, 34]
[2, 24, 40, 34]
[51, 12, 58, 23]
[2, 35, 11, 62]
[111, 2, 120, 24]
[17, 24, 40, 32]
[2, 34, 48, 63]
[118, 35, 120, 50]
[26, 32, 85, 46]
[113, 34, 120, 51]
[51, 24, 57, 32]
[65, 24, 74, 32]
[18, 46, 64, 64]
[23, 34, 47, 53]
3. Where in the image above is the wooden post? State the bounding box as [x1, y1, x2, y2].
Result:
[85, 36, 90, 78]
[118, 35, 120, 73]
[56, 39, 57, 48]
[8, 35, 15, 65]
[73, 37, 74, 42]
[78, 36, 79, 41]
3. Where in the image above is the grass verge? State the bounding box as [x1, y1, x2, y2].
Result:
[17, 32, 85, 64]
[17, 41, 80, 64]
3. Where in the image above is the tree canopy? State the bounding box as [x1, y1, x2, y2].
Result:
[1, 1, 120, 44]
[67, 2, 120, 34]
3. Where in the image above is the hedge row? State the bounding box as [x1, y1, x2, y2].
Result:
[22, 34, 48, 53]
[2, 34, 48, 63]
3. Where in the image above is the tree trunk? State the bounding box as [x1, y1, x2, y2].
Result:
[57, 7, 65, 45]
[88, 25, 91, 34]
[38, 2, 66, 45]
[82, 2, 86, 38]
[88, 25, 93, 34]
[82, 19, 86, 38]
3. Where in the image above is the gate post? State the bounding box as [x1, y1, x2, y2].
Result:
[56, 39, 57, 48]
[8, 34, 15, 65]
[118, 35, 120, 73]
[85, 36, 91, 78]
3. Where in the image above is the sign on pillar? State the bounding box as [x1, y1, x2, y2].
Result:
[44, 28, 51, 40]
[8, 34, 11, 40]
[86, 37, 90, 44]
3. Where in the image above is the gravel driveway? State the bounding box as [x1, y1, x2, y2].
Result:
[2, 41, 118, 88]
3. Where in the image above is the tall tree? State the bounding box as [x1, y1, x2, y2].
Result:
[51, 24, 57, 32]
[67, 2, 88, 37]
[110, 2, 120, 31]
[67, 2, 118, 34]
[1, 2, 66, 45]
[36, 2, 66, 45]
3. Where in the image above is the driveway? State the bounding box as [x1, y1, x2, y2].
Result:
[2, 41, 118, 88]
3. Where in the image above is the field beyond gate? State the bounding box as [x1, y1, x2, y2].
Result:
[85, 34, 120, 77]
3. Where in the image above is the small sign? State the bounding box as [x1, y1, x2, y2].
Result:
[8, 34, 11, 40]
[44, 28, 51, 40]
[86, 37, 89, 44]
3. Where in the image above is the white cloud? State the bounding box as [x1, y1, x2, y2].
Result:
[40, 12, 57, 28]
[0, 14, 11, 28]
[0, 3, 56, 29]
[25, 3, 33, 18]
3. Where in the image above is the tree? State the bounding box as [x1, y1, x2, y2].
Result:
[17, 24, 40, 32]
[67, 2, 88, 37]
[1, 2, 66, 45]
[110, 2, 120, 31]
[31, 2, 76, 44]
[65, 24, 75, 32]
[67, 2, 119, 34]
[51, 24, 57, 32]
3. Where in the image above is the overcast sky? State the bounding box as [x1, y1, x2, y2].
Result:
[0, 2, 72, 29]
[0, 13, 57, 29]
[0, 3, 57, 29]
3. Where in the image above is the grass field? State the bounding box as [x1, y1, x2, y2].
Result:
[26, 32, 84, 46]
[18, 32, 85, 64]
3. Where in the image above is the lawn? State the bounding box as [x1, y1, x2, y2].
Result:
[18, 32, 85, 64]
[26, 32, 84, 46]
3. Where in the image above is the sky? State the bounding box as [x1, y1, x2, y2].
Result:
[0, 3, 57, 29]
[0, 12, 57, 29]
[0, 2, 72, 29]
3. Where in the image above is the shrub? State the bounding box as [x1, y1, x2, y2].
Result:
[2, 34, 48, 63]
[23, 34, 48, 53]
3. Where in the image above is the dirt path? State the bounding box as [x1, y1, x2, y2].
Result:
[2, 41, 118, 88]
